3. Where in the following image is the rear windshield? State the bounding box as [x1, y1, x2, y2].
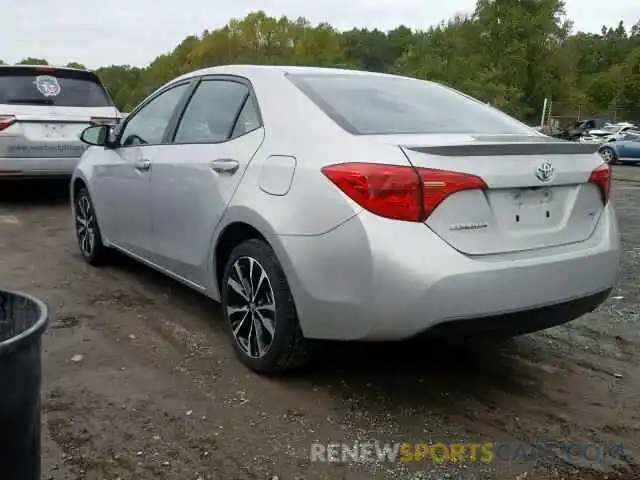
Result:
[287, 73, 533, 136]
[0, 67, 113, 107]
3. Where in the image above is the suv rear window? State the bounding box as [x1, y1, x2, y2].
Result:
[0, 67, 114, 108]
[287, 73, 533, 136]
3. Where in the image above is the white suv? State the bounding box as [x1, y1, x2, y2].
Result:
[0, 64, 120, 179]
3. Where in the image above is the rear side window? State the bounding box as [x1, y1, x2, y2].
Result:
[0, 67, 113, 107]
[287, 73, 533, 136]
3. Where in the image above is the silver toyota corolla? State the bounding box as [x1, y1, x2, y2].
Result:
[71, 65, 621, 375]
[0, 64, 120, 179]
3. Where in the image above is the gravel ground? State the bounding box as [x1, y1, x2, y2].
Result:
[0, 166, 639, 480]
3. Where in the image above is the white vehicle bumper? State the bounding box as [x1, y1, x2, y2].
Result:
[0, 156, 80, 178]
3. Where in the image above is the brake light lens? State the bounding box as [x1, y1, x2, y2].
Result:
[90, 117, 118, 126]
[33, 66, 56, 73]
[589, 162, 611, 204]
[0, 115, 16, 132]
[321, 163, 487, 222]
[416, 167, 487, 217]
[322, 163, 423, 221]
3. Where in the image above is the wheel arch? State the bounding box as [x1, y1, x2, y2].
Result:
[72, 176, 87, 201]
[212, 206, 294, 299]
[214, 222, 266, 289]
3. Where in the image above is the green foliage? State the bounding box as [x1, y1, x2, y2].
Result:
[8, 4, 639, 121]
[16, 57, 48, 65]
[65, 62, 87, 69]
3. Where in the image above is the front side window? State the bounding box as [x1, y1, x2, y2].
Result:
[287, 73, 543, 136]
[120, 83, 189, 146]
[174, 80, 255, 144]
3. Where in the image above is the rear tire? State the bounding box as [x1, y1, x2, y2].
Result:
[221, 239, 308, 375]
[74, 188, 111, 266]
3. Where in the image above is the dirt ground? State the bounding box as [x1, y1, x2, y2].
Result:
[0, 166, 639, 480]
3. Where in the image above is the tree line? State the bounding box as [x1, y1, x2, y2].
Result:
[2, 1, 639, 124]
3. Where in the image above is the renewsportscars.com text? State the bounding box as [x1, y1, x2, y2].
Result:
[310, 441, 625, 464]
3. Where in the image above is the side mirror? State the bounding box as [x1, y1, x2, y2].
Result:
[80, 125, 110, 147]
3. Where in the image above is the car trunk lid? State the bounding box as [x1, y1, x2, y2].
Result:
[0, 106, 119, 158]
[385, 134, 607, 255]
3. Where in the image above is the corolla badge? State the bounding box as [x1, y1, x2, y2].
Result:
[535, 161, 554, 182]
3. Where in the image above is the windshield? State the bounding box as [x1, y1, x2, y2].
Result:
[0, 67, 114, 107]
[287, 73, 534, 135]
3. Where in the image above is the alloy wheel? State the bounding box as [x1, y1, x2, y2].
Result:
[75, 194, 95, 257]
[600, 148, 615, 163]
[225, 256, 276, 358]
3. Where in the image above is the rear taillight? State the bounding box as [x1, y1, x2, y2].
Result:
[589, 162, 611, 204]
[90, 117, 117, 126]
[0, 115, 16, 132]
[321, 163, 486, 222]
[416, 167, 487, 217]
[322, 163, 423, 221]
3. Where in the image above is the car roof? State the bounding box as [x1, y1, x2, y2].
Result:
[0, 64, 94, 74]
[171, 64, 402, 83]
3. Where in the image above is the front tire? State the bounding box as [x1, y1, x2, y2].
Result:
[599, 146, 617, 164]
[74, 188, 111, 266]
[221, 239, 308, 375]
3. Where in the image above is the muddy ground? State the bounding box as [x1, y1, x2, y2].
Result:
[0, 166, 639, 480]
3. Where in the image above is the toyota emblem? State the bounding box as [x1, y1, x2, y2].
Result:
[535, 161, 554, 182]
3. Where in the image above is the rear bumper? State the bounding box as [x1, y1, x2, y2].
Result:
[277, 203, 621, 341]
[411, 288, 612, 339]
[0, 156, 79, 178]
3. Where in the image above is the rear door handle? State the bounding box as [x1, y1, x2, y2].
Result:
[134, 159, 151, 171]
[210, 158, 239, 174]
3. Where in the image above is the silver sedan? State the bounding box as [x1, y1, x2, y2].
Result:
[71, 65, 621, 375]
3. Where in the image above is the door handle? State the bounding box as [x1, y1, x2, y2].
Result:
[210, 158, 239, 174]
[134, 159, 151, 171]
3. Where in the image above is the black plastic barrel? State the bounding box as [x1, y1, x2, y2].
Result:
[0, 289, 48, 480]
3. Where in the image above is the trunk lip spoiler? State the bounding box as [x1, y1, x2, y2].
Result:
[403, 142, 600, 156]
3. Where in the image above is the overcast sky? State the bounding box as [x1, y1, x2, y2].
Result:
[2, 0, 638, 69]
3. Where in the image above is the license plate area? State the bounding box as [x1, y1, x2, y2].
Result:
[489, 187, 564, 231]
[41, 123, 67, 139]
[510, 187, 556, 228]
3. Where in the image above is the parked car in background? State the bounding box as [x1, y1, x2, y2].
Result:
[71, 65, 619, 375]
[599, 133, 640, 165]
[556, 118, 613, 140]
[580, 122, 640, 144]
[0, 64, 120, 179]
